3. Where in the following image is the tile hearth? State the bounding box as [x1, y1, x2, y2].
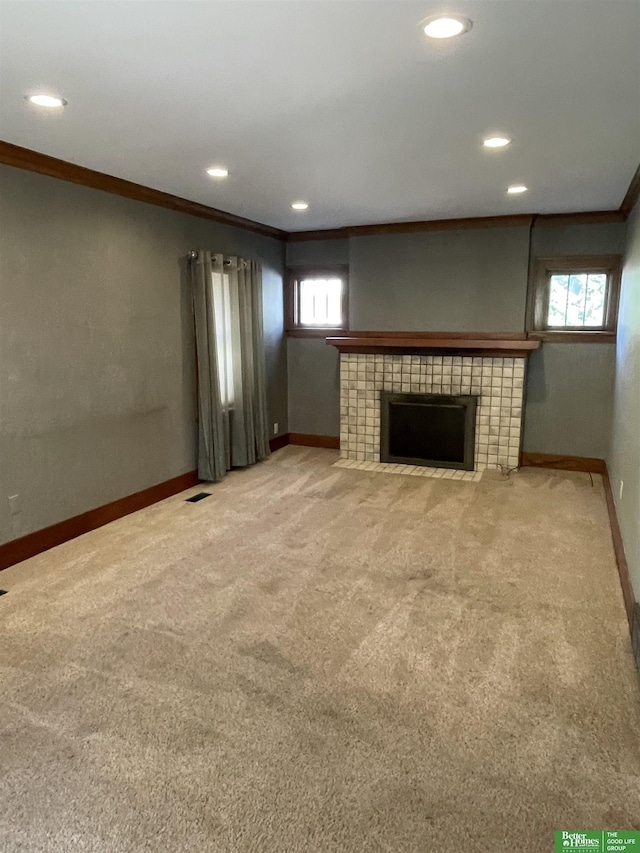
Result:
[333, 458, 483, 482]
[339, 353, 526, 472]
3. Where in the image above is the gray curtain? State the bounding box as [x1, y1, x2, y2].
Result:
[191, 251, 270, 482]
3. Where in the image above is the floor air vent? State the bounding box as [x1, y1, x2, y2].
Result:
[186, 492, 212, 503]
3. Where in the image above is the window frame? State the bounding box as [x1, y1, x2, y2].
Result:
[285, 265, 349, 337]
[527, 254, 622, 343]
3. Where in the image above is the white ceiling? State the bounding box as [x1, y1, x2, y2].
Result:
[1, 0, 639, 232]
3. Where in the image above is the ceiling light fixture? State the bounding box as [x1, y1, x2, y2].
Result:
[507, 184, 528, 194]
[26, 94, 67, 108]
[483, 136, 511, 148]
[423, 14, 472, 39]
[291, 201, 309, 210]
[206, 167, 229, 178]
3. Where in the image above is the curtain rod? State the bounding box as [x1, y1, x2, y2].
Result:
[188, 251, 236, 266]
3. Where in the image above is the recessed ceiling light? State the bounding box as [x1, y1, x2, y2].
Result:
[423, 15, 472, 39]
[507, 184, 528, 194]
[26, 94, 67, 108]
[291, 201, 309, 210]
[206, 167, 229, 178]
[483, 136, 511, 148]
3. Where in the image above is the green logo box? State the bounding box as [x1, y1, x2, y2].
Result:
[555, 831, 640, 852]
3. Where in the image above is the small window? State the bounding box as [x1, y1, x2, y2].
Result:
[529, 255, 622, 341]
[286, 266, 349, 336]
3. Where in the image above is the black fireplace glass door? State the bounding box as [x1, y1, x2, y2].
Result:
[380, 392, 477, 471]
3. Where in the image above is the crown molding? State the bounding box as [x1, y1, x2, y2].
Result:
[0, 141, 287, 241]
[534, 210, 625, 226]
[287, 210, 625, 242]
[287, 214, 534, 241]
[1, 140, 634, 239]
[620, 162, 640, 219]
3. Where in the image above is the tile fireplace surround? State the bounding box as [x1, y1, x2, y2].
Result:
[339, 353, 526, 472]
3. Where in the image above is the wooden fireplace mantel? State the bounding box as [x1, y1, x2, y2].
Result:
[326, 332, 541, 358]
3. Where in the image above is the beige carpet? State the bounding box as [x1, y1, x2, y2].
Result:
[1, 447, 639, 852]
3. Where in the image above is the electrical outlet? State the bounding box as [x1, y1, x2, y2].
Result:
[620, 480, 624, 500]
[273, 423, 278, 435]
[7, 495, 21, 517]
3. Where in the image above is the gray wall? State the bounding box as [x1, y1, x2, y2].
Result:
[287, 222, 625, 457]
[0, 165, 287, 545]
[609, 204, 640, 602]
[349, 228, 529, 331]
[523, 344, 615, 457]
[287, 240, 349, 435]
[287, 228, 530, 436]
[523, 221, 624, 458]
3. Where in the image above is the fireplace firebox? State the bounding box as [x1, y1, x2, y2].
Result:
[380, 392, 477, 471]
